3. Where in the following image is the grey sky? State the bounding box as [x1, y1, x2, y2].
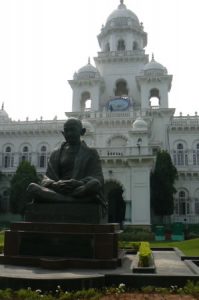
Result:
[0, 0, 198, 121]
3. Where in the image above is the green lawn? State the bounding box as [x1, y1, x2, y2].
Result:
[150, 238, 199, 256]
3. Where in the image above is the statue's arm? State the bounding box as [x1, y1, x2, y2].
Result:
[84, 149, 104, 185]
[73, 149, 104, 196]
[41, 175, 55, 188]
[41, 147, 61, 188]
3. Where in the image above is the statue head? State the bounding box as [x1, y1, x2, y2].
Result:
[62, 118, 86, 145]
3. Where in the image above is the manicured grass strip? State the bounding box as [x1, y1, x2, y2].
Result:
[150, 238, 199, 256]
[0, 231, 4, 246]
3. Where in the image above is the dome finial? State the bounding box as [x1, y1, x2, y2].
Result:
[88, 57, 90, 64]
[118, 0, 126, 9]
[1, 102, 4, 110]
[152, 53, 155, 61]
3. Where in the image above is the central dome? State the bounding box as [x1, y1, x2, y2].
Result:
[106, 0, 139, 26]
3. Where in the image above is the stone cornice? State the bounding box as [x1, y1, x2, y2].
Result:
[178, 171, 199, 179]
[98, 24, 146, 37]
[145, 108, 175, 118]
[169, 126, 199, 133]
[65, 111, 136, 127]
[136, 74, 173, 90]
[68, 78, 104, 87]
[94, 51, 148, 65]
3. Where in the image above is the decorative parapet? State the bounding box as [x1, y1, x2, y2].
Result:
[0, 120, 65, 136]
[170, 115, 199, 130]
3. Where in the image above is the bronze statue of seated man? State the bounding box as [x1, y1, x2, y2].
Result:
[27, 118, 106, 212]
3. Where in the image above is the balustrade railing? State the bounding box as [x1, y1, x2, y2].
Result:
[170, 214, 199, 224]
[97, 146, 152, 157]
[170, 116, 199, 127]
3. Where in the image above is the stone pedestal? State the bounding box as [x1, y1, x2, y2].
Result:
[25, 202, 107, 224]
[1, 222, 122, 269]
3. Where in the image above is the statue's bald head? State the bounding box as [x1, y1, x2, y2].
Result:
[64, 118, 83, 130]
[63, 118, 86, 144]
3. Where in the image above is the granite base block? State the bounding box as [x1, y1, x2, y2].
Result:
[1, 222, 122, 269]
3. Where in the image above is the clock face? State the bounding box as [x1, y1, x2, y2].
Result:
[107, 97, 130, 111]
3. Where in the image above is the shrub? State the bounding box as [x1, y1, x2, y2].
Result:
[119, 241, 140, 251]
[120, 227, 154, 241]
[138, 242, 152, 267]
[183, 280, 199, 297]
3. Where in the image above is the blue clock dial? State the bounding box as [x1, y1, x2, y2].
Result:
[108, 97, 130, 111]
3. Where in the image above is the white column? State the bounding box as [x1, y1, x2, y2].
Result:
[0, 153, 2, 168]
[131, 167, 151, 225]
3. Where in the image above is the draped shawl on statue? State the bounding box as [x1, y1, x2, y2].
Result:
[42, 141, 106, 210]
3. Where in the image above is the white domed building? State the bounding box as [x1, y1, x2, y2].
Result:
[0, 1, 199, 226]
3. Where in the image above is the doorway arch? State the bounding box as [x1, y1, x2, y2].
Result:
[104, 180, 126, 224]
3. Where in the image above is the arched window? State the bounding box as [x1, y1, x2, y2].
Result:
[174, 190, 190, 216]
[133, 41, 138, 50]
[194, 189, 199, 215]
[38, 145, 48, 168]
[80, 92, 92, 111]
[20, 146, 31, 163]
[173, 143, 188, 166]
[85, 99, 91, 111]
[115, 80, 128, 96]
[193, 143, 199, 165]
[149, 88, 160, 107]
[108, 136, 127, 147]
[117, 39, 125, 51]
[195, 199, 199, 215]
[105, 42, 110, 52]
[3, 146, 14, 168]
[179, 191, 186, 215]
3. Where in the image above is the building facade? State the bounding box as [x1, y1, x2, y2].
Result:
[0, 1, 199, 225]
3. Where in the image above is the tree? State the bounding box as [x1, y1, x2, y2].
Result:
[0, 171, 5, 213]
[10, 160, 40, 215]
[150, 150, 178, 221]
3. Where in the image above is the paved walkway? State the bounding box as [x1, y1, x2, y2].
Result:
[0, 250, 197, 279]
[153, 251, 193, 275]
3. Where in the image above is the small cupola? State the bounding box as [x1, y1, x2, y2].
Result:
[137, 54, 172, 109]
[132, 116, 148, 131]
[0, 103, 10, 123]
[74, 58, 100, 80]
[141, 54, 167, 76]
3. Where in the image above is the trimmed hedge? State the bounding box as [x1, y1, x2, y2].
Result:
[119, 227, 154, 242]
[138, 242, 152, 267]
